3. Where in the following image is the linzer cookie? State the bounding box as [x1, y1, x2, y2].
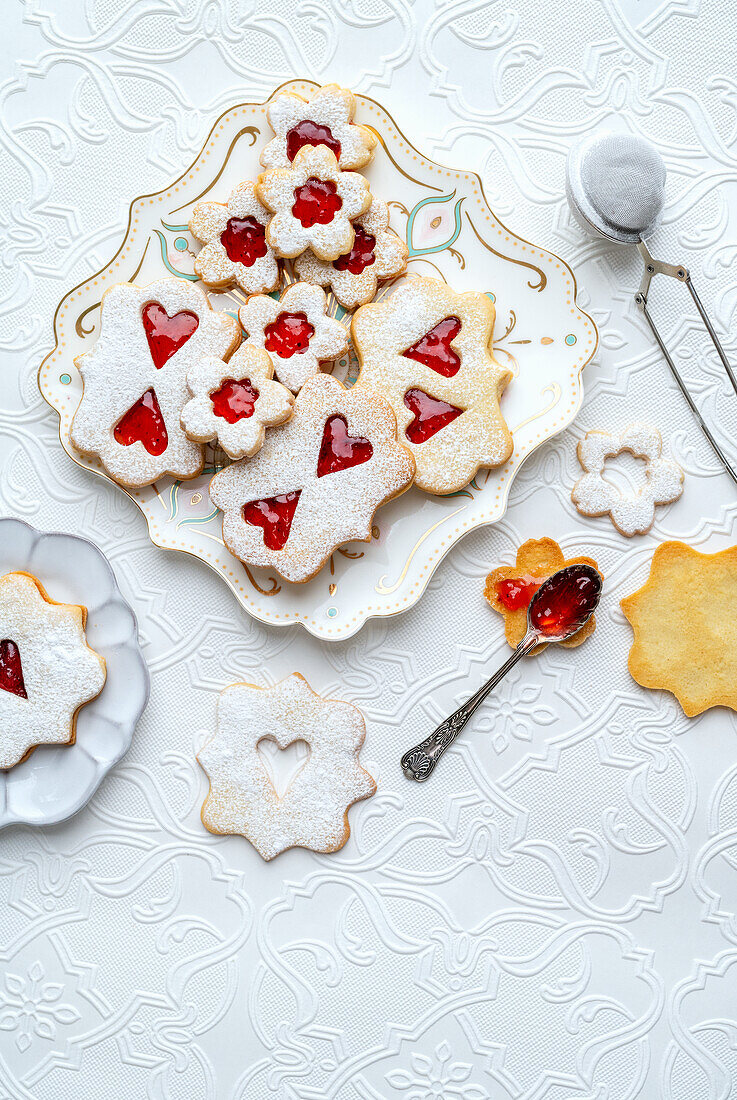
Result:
[71, 278, 240, 487]
[0, 571, 106, 770]
[189, 180, 280, 295]
[260, 83, 377, 171]
[351, 277, 513, 494]
[209, 373, 415, 583]
[197, 672, 376, 860]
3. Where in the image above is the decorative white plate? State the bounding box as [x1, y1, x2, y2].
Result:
[0, 518, 149, 829]
[38, 80, 597, 640]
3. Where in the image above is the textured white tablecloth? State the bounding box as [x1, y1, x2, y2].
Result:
[2, 2, 737, 1096]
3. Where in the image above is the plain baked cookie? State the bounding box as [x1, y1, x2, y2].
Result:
[260, 83, 377, 171]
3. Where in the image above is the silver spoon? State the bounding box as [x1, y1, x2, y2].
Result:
[400, 563, 602, 782]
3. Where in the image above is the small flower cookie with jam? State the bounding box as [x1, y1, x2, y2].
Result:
[256, 144, 372, 261]
[238, 282, 349, 393]
[189, 180, 280, 296]
[295, 199, 409, 310]
[484, 537, 601, 652]
[260, 83, 377, 171]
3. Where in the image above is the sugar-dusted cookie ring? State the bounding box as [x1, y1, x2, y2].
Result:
[209, 373, 415, 583]
[189, 180, 280, 295]
[238, 282, 349, 393]
[0, 571, 106, 770]
[572, 423, 684, 537]
[71, 278, 240, 488]
[260, 83, 377, 171]
[352, 277, 513, 494]
[180, 345, 294, 461]
[295, 199, 409, 310]
[256, 144, 372, 261]
[198, 672, 376, 861]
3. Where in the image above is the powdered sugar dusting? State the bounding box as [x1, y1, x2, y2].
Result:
[189, 180, 280, 294]
[260, 84, 377, 170]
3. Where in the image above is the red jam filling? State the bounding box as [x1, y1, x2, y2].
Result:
[496, 576, 542, 612]
[403, 388, 463, 445]
[403, 317, 461, 377]
[211, 378, 259, 423]
[529, 564, 602, 638]
[292, 178, 342, 228]
[114, 389, 168, 456]
[220, 216, 267, 267]
[264, 312, 314, 359]
[333, 226, 376, 275]
[317, 415, 373, 478]
[141, 302, 199, 369]
[243, 491, 301, 551]
[0, 639, 27, 699]
[286, 120, 341, 163]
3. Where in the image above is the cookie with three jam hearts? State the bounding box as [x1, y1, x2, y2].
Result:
[209, 373, 415, 583]
[260, 83, 377, 171]
[71, 278, 240, 487]
[189, 180, 280, 295]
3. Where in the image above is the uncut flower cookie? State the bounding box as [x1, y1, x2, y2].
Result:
[0, 572, 106, 770]
[197, 672, 376, 860]
[256, 144, 372, 261]
[260, 83, 377, 171]
[295, 199, 409, 310]
[189, 180, 280, 295]
[352, 277, 513, 494]
[180, 345, 294, 461]
[209, 373, 415, 583]
[71, 278, 240, 488]
[238, 282, 348, 393]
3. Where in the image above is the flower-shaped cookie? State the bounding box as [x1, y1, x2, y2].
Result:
[352, 277, 513, 494]
[198, 672, 376, 860]
[295, 199, 409, 310]
[260, 83, 377, 171]
[189, 180, 280, 295]
[238, 282, 349, 393]
[180, 345, 294, 461]
[621, 541, 737, 716]
[572, 423, 683, 537]
[1, 571, 106, 770]
[209, 373, 415, 583]
[484, 537, 600, 652]
[256, 144, 372, 261]
[71, 278, 240, 487]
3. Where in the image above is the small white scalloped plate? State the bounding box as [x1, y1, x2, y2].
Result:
[38, 80, 597, 641]
[0, 519, 149, 830]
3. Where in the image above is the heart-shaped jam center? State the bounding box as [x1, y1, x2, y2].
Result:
[403, 317, 461, 377]
[317, 415, 373, 478]
[114, 389, 168, 456]
[495, 576, 542, 611]
[286, 120, 341, 163]
[333, 225, 376, 275]
[211, 378, 259, 423]
[0, 639, 27, 699]
[243, 490, 301, 551]
[404, 388, 463, 444]
[142, 302, 199, 369]
[292, 178, 342, 228]
[220, 216, 268, 267]
[264, 311, 314, 359]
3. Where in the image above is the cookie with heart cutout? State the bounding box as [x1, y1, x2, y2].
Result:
[260, 83, 377, 171]
[209, 372, 415, 583]
[71, 278, 240, 488]
[189, 180, 280, 295]
[0, 571, 106, 770]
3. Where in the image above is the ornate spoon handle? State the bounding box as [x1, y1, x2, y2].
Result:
[400, 632, 540, 782]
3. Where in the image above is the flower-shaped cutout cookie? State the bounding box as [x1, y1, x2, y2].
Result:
[238, 282, 349, 393]
[260, 83, 377, 171]
[572, 423, 683, 537]
[1, 572, 106, 769]
[295, 199, 409, 310]
[621, 541, 737, 716]
[198, 672, 376, 860]
[180, 345, 294, 461]
[209, 373, 415, 583]
[189, 180, 280, 295]
[352, 277, 513, 494]
[71, 278, 240, 487]
[484, 537, 600, 652]
[256, 144, 372, 261]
